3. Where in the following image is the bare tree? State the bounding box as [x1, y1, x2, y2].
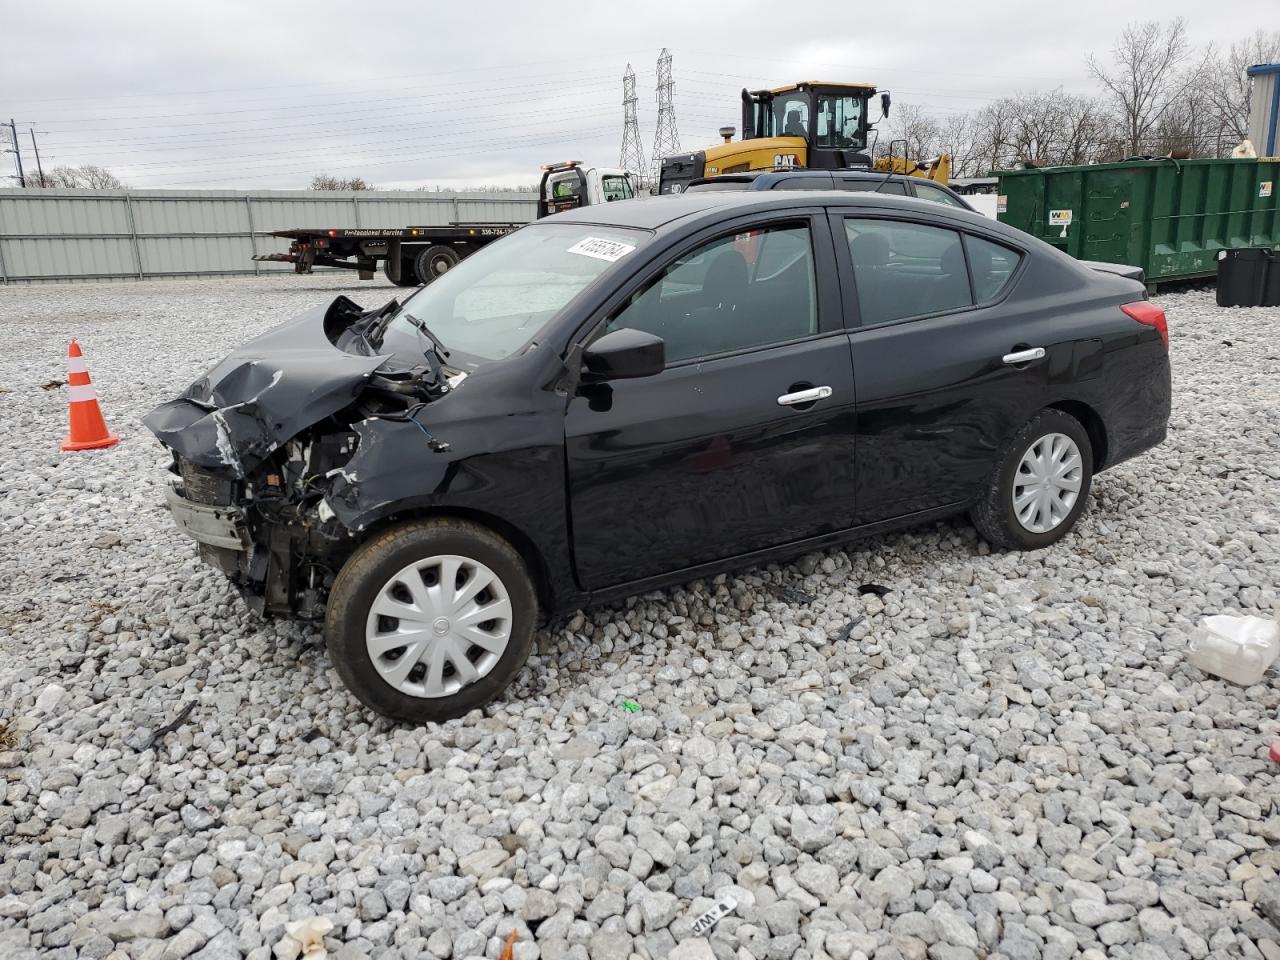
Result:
[1087, 19, 1209, 156]
[309, 174, 375, 190]
[937, 113, 982, 179]
[1203, 29, 1280, 145]
[37, 164, 126, 188]
[873, 103, 944, 169]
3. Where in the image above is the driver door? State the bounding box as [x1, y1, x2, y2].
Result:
[563, 214, 858, 590]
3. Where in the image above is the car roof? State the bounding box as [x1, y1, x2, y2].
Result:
[547, 189, 1009, 238]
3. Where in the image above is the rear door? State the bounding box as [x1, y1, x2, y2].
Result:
[564, 212, 857, 589]
[832, 211, 1045, 523]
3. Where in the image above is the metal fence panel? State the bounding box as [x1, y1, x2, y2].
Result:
[0, 187, 538, 284]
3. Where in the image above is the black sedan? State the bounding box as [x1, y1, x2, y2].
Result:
[147, 191, 1171, 723]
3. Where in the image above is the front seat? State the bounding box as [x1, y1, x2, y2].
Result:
[681, 249, 749, 358]
[783, 109, 806, 138]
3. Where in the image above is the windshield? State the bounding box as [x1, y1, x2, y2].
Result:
[816, 95, 866, 149]
[381, 224, 648, 366]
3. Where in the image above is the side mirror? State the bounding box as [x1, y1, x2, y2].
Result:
[581, 328, 664, 381]
[881, 92, 891, 119]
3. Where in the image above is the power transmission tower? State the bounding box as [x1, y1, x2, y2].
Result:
[5, 119, 25, 187]
[619, 64, 647, 187]
[649, 48, 680, 186]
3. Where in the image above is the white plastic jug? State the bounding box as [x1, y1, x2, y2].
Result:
[1187, 612, 1280, 686]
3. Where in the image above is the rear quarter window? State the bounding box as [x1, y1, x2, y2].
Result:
[912, 182, 970, 209]
[965, 234, 1021, 302]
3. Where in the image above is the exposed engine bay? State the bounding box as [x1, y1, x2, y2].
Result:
[145, 296, 461, 618]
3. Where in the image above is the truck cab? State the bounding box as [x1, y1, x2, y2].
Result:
[538, 161, 642, 218]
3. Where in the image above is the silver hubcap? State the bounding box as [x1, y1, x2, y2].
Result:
[365, 554, 512, 699]
[1012, 432, 1083, 534]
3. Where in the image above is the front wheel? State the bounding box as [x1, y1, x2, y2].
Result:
[971, 409, 1094, 550]
[325, 518, 537, 723]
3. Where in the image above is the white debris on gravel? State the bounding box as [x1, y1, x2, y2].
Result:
[0, 274, 1278, 960]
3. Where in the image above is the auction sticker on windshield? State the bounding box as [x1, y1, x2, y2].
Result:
[567, 237, 636, 262]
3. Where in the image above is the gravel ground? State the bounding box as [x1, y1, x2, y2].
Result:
[0, 274, 1278, 960]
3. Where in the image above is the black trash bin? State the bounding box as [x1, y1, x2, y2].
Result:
[1217, 247, 1279, 307]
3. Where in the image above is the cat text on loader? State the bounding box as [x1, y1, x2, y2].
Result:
[658, 81, 950, 194]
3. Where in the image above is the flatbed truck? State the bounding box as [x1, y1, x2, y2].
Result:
[254, 161, 640, 286]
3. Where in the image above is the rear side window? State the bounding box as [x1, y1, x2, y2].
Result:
[965, 234, 1020, 302]
[837, 177, 907, 195]
[845, 219, 972, 325]
[912, 182, 969, 209]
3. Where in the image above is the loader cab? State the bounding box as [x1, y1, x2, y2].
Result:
[539, 161, 640, 218]
[741, 82, 880, 169]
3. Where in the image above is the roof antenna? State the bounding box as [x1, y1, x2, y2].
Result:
[872, 138, 904, 194]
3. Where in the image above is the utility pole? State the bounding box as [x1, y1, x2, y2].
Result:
[649, 49, 681, 188]
[620, 64, 647, 189]
[7, 119, 25, 187]
[29, 129, 45, 187]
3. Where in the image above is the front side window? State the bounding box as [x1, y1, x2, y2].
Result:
[608, 224, 817, 363]
[601, 175, 633, 202]
[815, 95, 865, 149]
[913, 182, 969, 209]
[845, 219, 972, 326]
[771, 95, 810, 139]
[383, 224, 648, 365]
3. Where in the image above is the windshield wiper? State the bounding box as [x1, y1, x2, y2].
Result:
[403, 314, 451, 369]
[367, 298, 404, 344]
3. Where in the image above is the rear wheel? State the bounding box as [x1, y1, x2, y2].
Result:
[971, 409, 1093, 550]
[383, 256, 419, 287]
[413, 245, 461, 285]
[325, 518, 537, 723]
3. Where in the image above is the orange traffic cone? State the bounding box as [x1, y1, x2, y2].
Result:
[61, 339, 119, 451]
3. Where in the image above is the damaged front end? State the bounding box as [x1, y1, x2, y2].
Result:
[145, 295, 456, 618]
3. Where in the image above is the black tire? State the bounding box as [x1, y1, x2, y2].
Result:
[970, 408, 1094, 551]
[325, 518, 537, 723]
[413, 245, 461, 285]
[382, 257, 419, 287]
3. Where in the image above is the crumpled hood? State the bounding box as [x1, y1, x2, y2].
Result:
[144, 299, 388, 477]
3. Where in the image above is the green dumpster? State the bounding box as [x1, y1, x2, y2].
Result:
[996, 157, 1280, 287]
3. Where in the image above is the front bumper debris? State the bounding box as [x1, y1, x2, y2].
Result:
[164, 482, 246, 551]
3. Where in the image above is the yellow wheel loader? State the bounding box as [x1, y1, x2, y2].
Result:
[658, 81, 950, 193]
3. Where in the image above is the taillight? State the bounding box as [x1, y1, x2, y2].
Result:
[1121, 301, 1168, 347]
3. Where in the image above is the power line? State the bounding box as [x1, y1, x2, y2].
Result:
[49, 106, 627, 167]
[620, 64, 647, 183]
[10, 52, 652, 105]
[131, 126, 620, 187]
[650, 48, 681, 186]
[29, 74, 620, 132]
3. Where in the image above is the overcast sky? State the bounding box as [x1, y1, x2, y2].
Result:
[2, 0, 1273, 191]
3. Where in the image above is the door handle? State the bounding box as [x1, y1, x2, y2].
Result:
[776, 385, 832, 406]
[1002, 347, 1046, 365]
